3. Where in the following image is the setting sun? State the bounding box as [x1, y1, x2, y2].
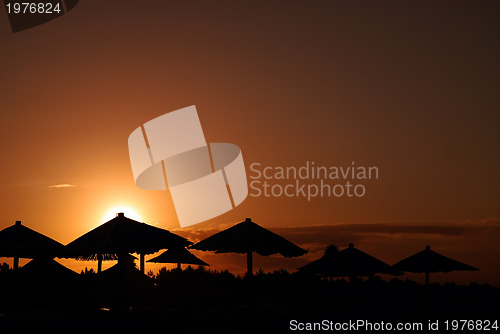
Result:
[102, 206, 142, 223]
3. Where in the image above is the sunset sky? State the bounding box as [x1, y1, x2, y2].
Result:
[0, 1, 499, 285]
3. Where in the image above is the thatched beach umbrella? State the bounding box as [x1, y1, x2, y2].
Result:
[19, 257, 79, 280]
[0, 220, 64, 269]
[298, 243, 392, 280]
[391, 245, 478, 285]
[99, 253, 152, 284]
[65, 213, 191, 274]
[191, 218, 307, 276]
[147, 247, 209, 270]
[298, 245, 339, 277]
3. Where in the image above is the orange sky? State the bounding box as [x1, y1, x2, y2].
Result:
[0, 1, 499, 285]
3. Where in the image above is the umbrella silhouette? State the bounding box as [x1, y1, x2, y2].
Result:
[392, 245, 478, 285]
[298, 243, 392, 280]
[96, 253, 155, 308]
[65, 213, 192, 273]
[191, 218, 307, 276]
[99, 253, 152, 284]
[0, 220, 64, 269]
[147, 247, 209, 270]
[19, 257, 80, 280]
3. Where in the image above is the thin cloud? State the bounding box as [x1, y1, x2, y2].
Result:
[175, 223, 468, 249]
[48, 184, 76, 188]
[461, 217, 500, 226]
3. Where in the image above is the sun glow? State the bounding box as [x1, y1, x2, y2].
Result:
[102, 206, 142, 223]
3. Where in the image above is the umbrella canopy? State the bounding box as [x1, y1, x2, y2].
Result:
[298, 243, 392, 279]
[147, 247, 209, 269]
[65, 213, 192, 273]
[19, 257, 79, 280]
[0, 220, 65, 269]
[392, 245, 478, 285]
[99, 253, 150, 280]
[191, 218, 307, 276]
[97, 253, 155, 298]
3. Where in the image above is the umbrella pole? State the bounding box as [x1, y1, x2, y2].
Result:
[140, 253, 145, 274]
[246, 251, 253, 277]
[424, 271, 430, 316]
[13, 257, 19, 270]
[97, 255, 102, 273]
[177, 262, 181, 270]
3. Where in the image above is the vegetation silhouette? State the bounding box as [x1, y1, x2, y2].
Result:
[0, 256, 497, 333]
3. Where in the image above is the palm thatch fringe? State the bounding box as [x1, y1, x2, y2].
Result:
[76, 254, 118, 261]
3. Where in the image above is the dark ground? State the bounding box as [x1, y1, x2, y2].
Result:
[0, 265, 498, 334]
